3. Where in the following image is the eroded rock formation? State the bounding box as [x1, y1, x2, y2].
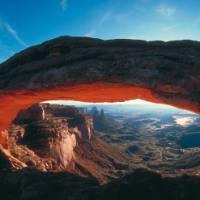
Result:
[0, 36, 200, 136]
[0, 103, 129, 182]
[7, 103, 93, 170]
[14, 103, 46, 123]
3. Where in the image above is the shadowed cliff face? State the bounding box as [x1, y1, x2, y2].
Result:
[0, 36, 200, 133]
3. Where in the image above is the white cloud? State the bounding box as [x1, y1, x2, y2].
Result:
[84, 11, 112, 37]
[0, 18, 27, 47]
[4, 23, 28, 47]
[156, 4, 176, 18]
[60, 0, 68, 11]
[98, 11, 111, 26]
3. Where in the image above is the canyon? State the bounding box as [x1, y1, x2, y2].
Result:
[1, 102, 200, 199]
[0, 103, 129, 183]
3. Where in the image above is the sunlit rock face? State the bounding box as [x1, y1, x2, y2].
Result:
[7, 103, 94, 171]
[0, 36, 200, 136]
[0, 130, 8, 148]
[20, 118, 77, 167]
[1, 103, 129, 182]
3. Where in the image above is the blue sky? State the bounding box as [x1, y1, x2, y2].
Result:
[0, 0, 200, 63]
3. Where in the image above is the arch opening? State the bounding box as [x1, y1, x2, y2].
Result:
[3, 98, 200, 177]
[1, 82, 200, 134]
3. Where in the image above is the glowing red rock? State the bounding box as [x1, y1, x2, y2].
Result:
[1, 82, 200, 147]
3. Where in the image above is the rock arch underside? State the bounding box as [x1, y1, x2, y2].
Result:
[0, 36, 200, 136]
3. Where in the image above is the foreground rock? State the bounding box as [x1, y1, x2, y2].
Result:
[90, 169, 200, 200]
[1, 168, 200, 200]
[0, 168, 98, 200]
[0, 144, 27, 169]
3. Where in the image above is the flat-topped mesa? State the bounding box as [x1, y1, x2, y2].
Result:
[6, 103, 94, 171]
[1, 103, 129, 182]
[12, 103, 94, 142]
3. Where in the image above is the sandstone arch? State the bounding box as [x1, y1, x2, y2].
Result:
[0, 36, 200, 134]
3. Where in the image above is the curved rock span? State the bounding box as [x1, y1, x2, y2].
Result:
[0, 36, 200, 134]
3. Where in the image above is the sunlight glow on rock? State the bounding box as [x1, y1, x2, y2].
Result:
[44, 99, 168, 106]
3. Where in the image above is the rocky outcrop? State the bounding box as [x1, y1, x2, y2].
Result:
[14, 103, 46, 124]
[0, 103, 129, 182]
[1, 168, 200, 200]
[0, 130, 8, 148]
[7, 103, 94, 170]
[88, 169, 200, 200]
[0, 168, 98, 200]
[0, 145, 27, 169]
